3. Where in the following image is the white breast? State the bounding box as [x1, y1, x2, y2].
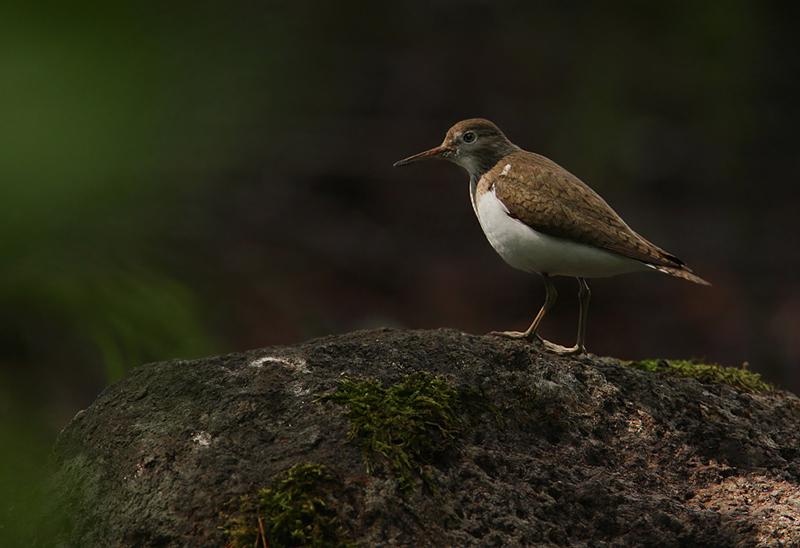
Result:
[474, 186, 649, 278]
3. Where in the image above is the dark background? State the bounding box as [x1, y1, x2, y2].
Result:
[2, 2, 799, 543]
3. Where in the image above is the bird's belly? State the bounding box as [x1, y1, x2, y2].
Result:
[475, 189, 648, 278]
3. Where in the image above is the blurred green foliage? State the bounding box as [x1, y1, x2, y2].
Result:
[2, 262, 219, 382]
[0, 3, 226, 384]
[0, 5, 227, 542]
[0, 409, 52, 547]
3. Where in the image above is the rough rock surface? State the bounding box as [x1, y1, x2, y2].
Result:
[49, 328, 800, 547]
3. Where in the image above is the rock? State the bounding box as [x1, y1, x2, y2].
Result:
[48, 328, 800, 547]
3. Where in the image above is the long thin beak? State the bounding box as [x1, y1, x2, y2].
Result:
[393, 146, 448, 167]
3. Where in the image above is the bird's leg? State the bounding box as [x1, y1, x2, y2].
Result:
[575, 277, 590, 353]
[538, 277, 590, 356]
[490, 273, 557, 341]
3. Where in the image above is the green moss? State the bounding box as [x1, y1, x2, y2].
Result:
[626, 359, 775, 394]
[221, 463, 358, 548]
[319, 372, 462, 493]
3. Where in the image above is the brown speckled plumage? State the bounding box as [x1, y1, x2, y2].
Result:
[488, 151, 685, 269]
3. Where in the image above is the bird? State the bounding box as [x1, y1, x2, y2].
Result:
[393, 118, 709, 355]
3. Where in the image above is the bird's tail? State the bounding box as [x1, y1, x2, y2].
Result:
[648, 264, 711, 286]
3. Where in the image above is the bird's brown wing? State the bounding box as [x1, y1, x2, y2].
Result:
[491, 151, 687, 270]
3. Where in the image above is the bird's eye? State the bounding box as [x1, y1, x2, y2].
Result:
[462, 131, 477, 144]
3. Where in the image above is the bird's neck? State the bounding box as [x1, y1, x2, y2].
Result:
[456, 143, 520, 183]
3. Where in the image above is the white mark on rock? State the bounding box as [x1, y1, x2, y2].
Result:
[501, 163, 512, 176]
[192, 431, 212, 447]
[249, 356, 310, 373]
[288, 380, 311, 397]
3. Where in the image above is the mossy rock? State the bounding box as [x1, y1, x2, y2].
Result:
[626, 358, 775, 394]
[222, 463, 358, 548]
[318, 372, 465, 493]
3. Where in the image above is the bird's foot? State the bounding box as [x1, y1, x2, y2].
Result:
[488, 330, 586, 356]
[538, 337, 586, 356]
[488, 329, 535, 341]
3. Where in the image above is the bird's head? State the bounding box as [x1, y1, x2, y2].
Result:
[394, 118, 519, 180]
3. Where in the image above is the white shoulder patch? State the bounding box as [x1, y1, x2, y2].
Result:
[501, 163, 512, 176]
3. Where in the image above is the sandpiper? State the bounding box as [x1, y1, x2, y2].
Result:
[394, 118, 709, 355]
